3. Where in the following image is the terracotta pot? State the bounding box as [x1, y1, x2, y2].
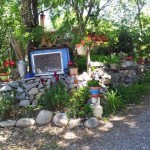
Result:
[0, 73, 9, 82]
[69, 67, 78, 76]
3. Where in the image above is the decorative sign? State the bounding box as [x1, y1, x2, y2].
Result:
[32, 52, 63, 75]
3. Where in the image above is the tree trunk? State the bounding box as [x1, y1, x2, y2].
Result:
[86, 47, 91, 76]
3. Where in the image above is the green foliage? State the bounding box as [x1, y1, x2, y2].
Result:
[103, 90, 124, 115]
[66, 87, 92, 118]
[87, 79, 100, 87]
[0, 95, 16, 119]
[108, 54, 120, 64]
[39, 81, 69, 112]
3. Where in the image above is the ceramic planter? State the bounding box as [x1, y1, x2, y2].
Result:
[0, 73, 9, 82]
[109, 63, 119, 70]
[76, 44, 86, 56]
[89, 87, 100, 97]
[125, 61, 134, 67]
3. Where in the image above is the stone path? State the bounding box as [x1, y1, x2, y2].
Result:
[0, 95, 150, 150]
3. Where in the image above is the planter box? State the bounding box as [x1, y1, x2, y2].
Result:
[125, 61, 134, 67]
[0, 73, 9, 82]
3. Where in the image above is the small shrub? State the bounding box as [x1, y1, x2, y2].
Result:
[103, 90, 124, 115]
[0, 95, 16, 119]
[39, 81, 69, 112]
[87, 79, 100, 87]
[66, 87, 92, 118]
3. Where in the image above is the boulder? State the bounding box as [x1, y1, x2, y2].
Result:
[19, 100, 30, 107]
[0, 120, 16, 127]
[68, 118, 82, 129]
[28, 88, 39, 95]
[36, 110, 53, 125]
[53, 113, 69, 127]
[16, 118, 35, 127]
[84, 117, 99, 128]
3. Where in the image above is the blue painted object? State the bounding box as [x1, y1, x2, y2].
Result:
[25, 72, 35, 78]
[90, 89, 100, 95]
[29, 47, 70, 75]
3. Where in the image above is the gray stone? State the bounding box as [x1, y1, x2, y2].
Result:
[19, 100, 30, 107]
[32, 100, 38, 108]
[38, 83, 43, 89]
[9, 82, 19, 88]
[29, 95, 34, 101]
[24, 84, 34, 91]
[84, 117, 99, 128]
[53, 113, 69, 127]
[35, 92, 43, 100]
[16, 92, 26, 100]
[68, 118, 82, 129]
[36, 110, 53, 125]
[16, 118, 35, 127]
[32, 82, 39, 88]
[0, 85, 12, 92]
[0, 120, 16, 127]
[28, 88, 39, 95]
[26, 80, 34, 84]
[17, 87, 24, 93]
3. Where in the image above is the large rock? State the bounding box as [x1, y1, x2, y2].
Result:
[68, 118, 82, 129]
[17, 87, 24, 93]
[0, 120, 16, 127]
[9, 82, 19, 88]
[19, 100, 30, 107]
[36, 110, 53, 125]
[16, 118, 35, 127]
[0, 85, 12, 92]
[53, 113, 69, 127]
[84, 117, 99, 128]
[28, 88, 39, 95]
[16, 92, 26, 100]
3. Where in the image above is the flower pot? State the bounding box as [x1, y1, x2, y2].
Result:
[69, 67, 78, 76]
[89, 87, 100, 97]
[0, 73, 9, 82]
[125, 61, 134, 67]
[109, 63, 119, 70]
[76, 44, 86, 56]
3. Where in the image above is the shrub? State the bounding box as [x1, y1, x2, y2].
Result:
[66, 87, 92, 118]
[87, 79, 100, 87]
[0, 95, 16, 119]
[39, 81, 69, 112]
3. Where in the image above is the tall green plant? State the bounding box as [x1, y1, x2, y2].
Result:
[40, 81, 69, 112]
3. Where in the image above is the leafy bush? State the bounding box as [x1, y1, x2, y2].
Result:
[102, 90, 124, 115]
[0, 95, 16, 119]
[66, 87, 92, 118]
[87, 79, 100, 87]
[39, 81, 69, 112]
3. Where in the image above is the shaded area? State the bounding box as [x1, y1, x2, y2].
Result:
[0, 95, 150, 150]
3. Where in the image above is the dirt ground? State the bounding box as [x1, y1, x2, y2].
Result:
[0, 95, 150, 150]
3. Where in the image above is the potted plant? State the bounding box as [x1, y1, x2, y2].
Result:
[124, 56, 134, 67]
[109, 54, 120, 70]
[0, 60, 15, 82]
[68, 61, 78, 76]
[87, 79, 100, 97]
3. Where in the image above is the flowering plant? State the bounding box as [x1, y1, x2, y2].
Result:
[0, 60, 15, 73]
[68, 61, 78, 68]
[125, 56, 133, 61]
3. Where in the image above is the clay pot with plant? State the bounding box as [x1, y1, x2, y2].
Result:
[87, 79, 101, 97]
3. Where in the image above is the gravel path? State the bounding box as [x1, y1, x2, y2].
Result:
[0, 95, 150, 150]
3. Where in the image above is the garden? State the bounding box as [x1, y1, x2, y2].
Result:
[1, 0, 150, 130]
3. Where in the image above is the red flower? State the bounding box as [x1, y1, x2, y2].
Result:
[126, 56, 133, 61]
[9, 60, 15, 66]
[3, 60, 10, 67]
